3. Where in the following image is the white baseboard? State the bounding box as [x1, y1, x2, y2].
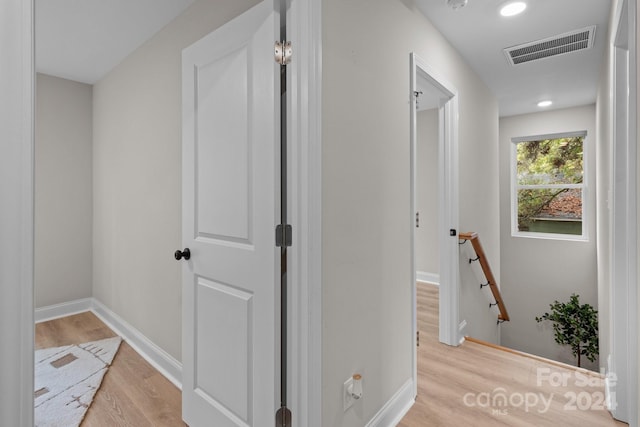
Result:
[458, 319, 467, 339]
[34, 297, 183, 390]
[365, 378, 415, 427]
[91, 298, 182, 390]
[604, 354, 618, 414]
[605, 375, 616, 413]
[35, 298, 93, 323]
[416, 271, 439, 286]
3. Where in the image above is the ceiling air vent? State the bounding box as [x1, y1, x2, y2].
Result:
[503, 26, 596, 66]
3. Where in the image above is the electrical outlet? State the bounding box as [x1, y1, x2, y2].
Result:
[343, 377, 355, 411]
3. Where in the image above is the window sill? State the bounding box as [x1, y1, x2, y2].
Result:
[511, 231, 589, 242]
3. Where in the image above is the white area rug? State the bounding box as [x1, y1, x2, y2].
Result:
[35, 336, 122, 427]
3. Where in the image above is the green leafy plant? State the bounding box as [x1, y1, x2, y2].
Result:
[535, 294, 598, 368]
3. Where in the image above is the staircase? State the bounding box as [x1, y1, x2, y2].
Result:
[459, 231, 509, 323]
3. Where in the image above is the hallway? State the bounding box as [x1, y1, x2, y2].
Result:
[399, 283, 626, 427]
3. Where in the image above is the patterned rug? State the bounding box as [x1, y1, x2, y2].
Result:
[34, 336, 122, 427]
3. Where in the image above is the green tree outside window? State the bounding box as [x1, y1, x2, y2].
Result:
[515, 136, 584, 235]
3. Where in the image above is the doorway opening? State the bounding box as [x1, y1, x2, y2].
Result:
[409, 53, 460, 394]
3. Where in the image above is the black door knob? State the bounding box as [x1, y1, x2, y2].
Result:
[174, 248, 191, 260]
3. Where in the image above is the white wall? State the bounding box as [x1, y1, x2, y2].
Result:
[322, 0, 499, 424]
[415, 108, 439, 278]
[499, 105, 599, 371]
[35, 73, 93, 308]
[92, 0, 260, 362]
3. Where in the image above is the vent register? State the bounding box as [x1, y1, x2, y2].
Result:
[504, 26, 596, 65]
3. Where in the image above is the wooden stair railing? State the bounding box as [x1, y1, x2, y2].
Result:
[459, 232, 510, 322]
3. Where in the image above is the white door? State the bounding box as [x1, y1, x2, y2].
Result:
[180, 2, 280, 426]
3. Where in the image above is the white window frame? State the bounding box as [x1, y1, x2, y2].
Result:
[510, 131, 588, 241]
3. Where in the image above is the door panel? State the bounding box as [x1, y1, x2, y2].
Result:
[195, 46, 251, 244]
[181, 2, 280, 425]
[195, 277, 252, 421]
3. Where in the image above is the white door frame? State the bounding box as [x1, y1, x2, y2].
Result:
[610, 0, 638, 424]
[285, 0, 323, 425]
[0, 0, 34, 425]
[409, 53, 460, 393]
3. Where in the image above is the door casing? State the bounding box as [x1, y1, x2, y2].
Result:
[409, 52, 461, 396]
[610, 0, 638, 424]
[283, 0, 323, 425]
[0, 0, 34, 426]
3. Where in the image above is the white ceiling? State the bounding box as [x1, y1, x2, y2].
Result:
[37, 0, 611, 116]
[416, 0, 612, 117]
[36, 0, 195, 84]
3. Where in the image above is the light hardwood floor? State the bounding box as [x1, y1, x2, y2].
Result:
[399, 283, 627, 427]
[36, 287, 627, 427]
[36, 312, 185, 426]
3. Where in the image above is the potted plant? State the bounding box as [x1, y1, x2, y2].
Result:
[535, 294, 598, 368]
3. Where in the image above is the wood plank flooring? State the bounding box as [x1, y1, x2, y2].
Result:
[36, 288, 627, 426]
[398, 283, 628, 427]
[35, 312, 185, 426]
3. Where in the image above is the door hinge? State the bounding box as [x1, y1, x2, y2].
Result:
[413, 90, 423, 110]
[417, 330, 420, 347]
[275, 406, 292, 427]
[275, 41, 292, 65]
[276, 224, 292, 247]
[416, 211, 419, 228]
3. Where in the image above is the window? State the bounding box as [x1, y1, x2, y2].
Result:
[511, 131, 586, 240]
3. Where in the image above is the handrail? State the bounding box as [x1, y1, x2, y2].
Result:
[459, 232, 510, 322]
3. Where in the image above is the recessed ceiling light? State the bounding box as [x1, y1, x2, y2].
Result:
[500, 1, 527, 17]
[537, 100, 553, 108]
